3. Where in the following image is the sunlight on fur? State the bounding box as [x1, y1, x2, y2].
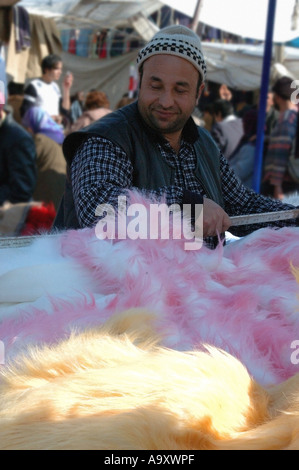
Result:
[1, 191, 299, 449]
[1, 307, 298, 450]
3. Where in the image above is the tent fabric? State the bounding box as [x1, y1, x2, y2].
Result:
[7, 1, 299, 103]
[5, 12, 62, 83]
[203, 42, 299, 90]
[60, 49, 137, 110]
[17, 0, 299, 43]
[57, 40, 299, 110]
[162, 0, 299, 44]
[17, 0, 163, 30]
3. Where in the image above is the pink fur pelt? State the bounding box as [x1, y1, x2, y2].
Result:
[1, 191, 299, 386]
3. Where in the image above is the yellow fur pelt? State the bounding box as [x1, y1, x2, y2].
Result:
[0, 309, 299, 450]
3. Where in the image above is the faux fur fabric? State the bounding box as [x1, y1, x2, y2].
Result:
[1, 309, 299, 450]
[1, 192, 299, 388]
[1, 191, 299, 449]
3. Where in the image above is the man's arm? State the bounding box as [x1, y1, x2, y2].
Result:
[60, 72, 73, 113]
[219, 153, 299, 236]
[71, 136, 134, 227]
[71, 136, 222, 231]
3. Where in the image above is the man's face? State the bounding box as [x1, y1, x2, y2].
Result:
[138, 55, 204, 138]
[45, 61, 63, 82]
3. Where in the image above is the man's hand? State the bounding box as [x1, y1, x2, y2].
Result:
[202, 198, 231, 237]
[51, 115, 63, 124]
[62, 71, 73, 90]
[273, 184, 284, 200]
[62, 72, 73, 111]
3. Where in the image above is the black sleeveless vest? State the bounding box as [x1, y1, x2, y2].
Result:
[56, 102, 224, 229]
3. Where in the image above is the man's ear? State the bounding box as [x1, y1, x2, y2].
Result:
[138, 71, 143, 90]
[196, 82, 205, 106]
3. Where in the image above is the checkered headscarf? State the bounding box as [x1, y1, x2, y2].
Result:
[136, 25, 207, 81]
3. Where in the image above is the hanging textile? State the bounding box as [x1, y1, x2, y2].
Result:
[6, 13, 62, 83]
[13, 5, 31, 52]
[68, 30, 77, 55]
[97, 30, 108, 59]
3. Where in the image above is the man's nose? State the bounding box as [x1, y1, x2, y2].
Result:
[158, 90, 174, 108]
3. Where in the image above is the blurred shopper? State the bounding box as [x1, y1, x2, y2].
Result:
[233, 90, 253, 118]
[20, 54, 73, 126]
[0, 94, 37, 205]
[7, 81, 24, 124]
[202, 103, 214, 132]
[115, 94, 136, 109]
[262, 76, 298, 200]
[21, 102, 66, 210]
[33, 133, 66, 211]
[219, 83, 233, 102]
[70, 91, 85, 123]
[22, 105, 65, 145]
[265, 91, 278, 136]
[229, 108, 258, 189]
[211, 99, 244, 160]
[68, 90, 112, 133]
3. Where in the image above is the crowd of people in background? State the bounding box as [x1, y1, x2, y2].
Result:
[0, 47, 298, 238]
[0, 52, 141, 236]
[199, 77, 299, 197]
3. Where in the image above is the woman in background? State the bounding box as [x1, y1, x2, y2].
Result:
[68, 90, 112, 133]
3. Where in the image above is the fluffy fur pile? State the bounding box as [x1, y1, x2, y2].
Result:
[1, 309, 299, 450]
[1, 207, 299, 385]
[1, 191, 299, 449]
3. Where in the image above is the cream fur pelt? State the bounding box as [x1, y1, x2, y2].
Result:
[1, 308, 299, 451]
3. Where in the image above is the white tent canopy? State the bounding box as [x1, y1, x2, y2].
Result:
[13, 0, 299, 103]
[18, 0, 299, 43]
[203, 42, 299, 90]
[163, 0, 299, 43]
[61, 41, 299, 107]
[18, 0, 163, 32]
